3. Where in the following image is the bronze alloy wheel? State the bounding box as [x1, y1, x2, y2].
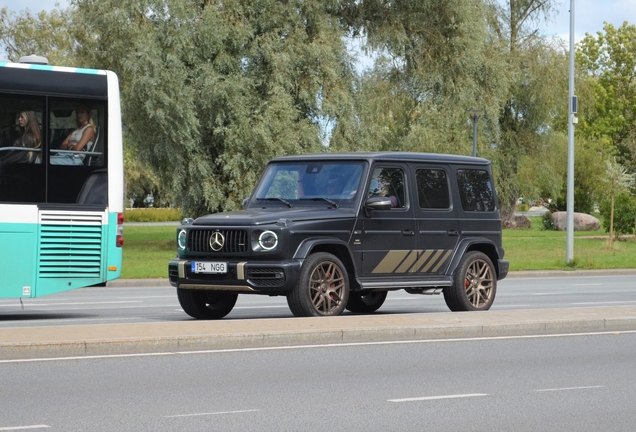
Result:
[308, 260, 347, 314]
[464, 257, 494, 308]
[287, 252, 350, 317]
[443, 251, 497, 312]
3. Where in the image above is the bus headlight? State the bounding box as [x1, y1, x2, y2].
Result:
[178, 229, 187, 250]
[258, 230, 278, 251]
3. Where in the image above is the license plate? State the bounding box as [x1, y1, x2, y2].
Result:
[191, 262, 227, 274]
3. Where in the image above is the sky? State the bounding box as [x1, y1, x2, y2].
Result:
[1, 0, 636, 43]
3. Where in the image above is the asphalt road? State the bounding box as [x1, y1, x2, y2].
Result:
[1, 273, 635, 327]
[2, 330, 635, 431]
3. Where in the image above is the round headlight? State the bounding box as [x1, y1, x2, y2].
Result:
[178, 229, 187, 250]
[258, 230, 278, 251]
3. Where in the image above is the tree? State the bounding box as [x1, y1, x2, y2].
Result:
[489, 0, 568, 220]
[331, 0, 510, 159]
[601, 158, 635, 247]
[0, 6, 75, 65]
[577, 22, 636, 171]
[73, 0, 356, 216]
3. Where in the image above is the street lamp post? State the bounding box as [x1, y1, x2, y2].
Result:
[467, 108, 484, 157]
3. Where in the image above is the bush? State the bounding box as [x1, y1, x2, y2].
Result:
[541, 211, 556, 230]
[516, 203, 530, 212]
[599, 193, 635, 238]
[124, 208, 183, 222]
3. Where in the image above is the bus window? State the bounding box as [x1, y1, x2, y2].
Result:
[48, 99, 106, 203]
[0, 95, 45, 203]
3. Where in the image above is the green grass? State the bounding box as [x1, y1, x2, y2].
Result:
[121, 226, 176, 279]
[120, 217, 636, 278]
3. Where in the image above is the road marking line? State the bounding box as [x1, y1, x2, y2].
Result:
[535, 385, 604, 392]
[573, 301, 636, 305]
[2, 330, 635, 364]
[389, 394, 488, 402]
[0, 426, 50, 431]
[165, 409, 260, 418]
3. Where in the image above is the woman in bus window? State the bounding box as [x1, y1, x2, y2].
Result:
[0, 110, 41, 164]
[51, 106, 95, 166]
[17, 111, 41, 162]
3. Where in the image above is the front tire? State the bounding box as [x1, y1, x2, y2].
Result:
[287, 253, 349, 317]
[444, 251, 496, 312]
[177, 289, 238, 319]
[346, 291, 387, 313]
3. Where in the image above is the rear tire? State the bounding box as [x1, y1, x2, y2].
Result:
[287, 252, 349, 317]
[177, 288, 238, 319]
[345, 291, 387, 313]
[444, 251, 496, 312]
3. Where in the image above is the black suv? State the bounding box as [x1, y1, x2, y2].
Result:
[169, 152, 509, 319]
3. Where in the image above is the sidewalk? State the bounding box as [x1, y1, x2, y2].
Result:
[2, 306, 636, 360]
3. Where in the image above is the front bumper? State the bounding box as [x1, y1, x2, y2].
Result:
[168, 258, 302, 294]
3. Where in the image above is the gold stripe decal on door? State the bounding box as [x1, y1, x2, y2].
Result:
[430, 250, 453, 272]
[409, 250, 434, 273]
[372, 250, 410, 274]
[419, 250, 445, 273]
[395, 250, 421, 273]
[372, 249, 452, 274]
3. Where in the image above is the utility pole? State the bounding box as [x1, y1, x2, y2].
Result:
[566, 0, 576, 263]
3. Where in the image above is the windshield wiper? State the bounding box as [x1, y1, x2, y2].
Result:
[300, 197, 339, 209]
[256, 197, 293, 208]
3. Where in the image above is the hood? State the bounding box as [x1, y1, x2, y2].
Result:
[192, 207, 356, 227]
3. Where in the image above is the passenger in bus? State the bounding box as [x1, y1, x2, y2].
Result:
[50, 106, 95, 166]
[0, 111, 41, 164]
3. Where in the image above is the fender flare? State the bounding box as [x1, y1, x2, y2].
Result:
[293, 237, 354, 261]
[444, 238, 502, 277]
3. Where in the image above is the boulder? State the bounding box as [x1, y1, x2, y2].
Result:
[551, 212, 600, 231]
[503, 215, 532, 229]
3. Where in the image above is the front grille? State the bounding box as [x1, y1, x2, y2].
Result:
[188, 229, 248, 253]
[247, 268, 286, 287]
[38, 211, 104, 278]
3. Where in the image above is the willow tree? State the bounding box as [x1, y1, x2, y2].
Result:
[489, 0, 569, 219]
[331, 0, 510, 157]
[72, 0, 356, 216]
[0, 6, 75, 65]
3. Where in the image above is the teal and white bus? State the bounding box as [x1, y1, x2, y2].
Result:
[0, 58, 124, 299]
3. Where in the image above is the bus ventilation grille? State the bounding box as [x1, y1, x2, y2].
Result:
[38, 212, 104, 278]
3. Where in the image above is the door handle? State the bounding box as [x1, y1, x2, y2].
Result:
[447, 230, 459, 236]
[403, 230, 415, 236]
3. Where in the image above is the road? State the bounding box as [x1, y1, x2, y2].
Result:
[0, 274, 635, 327]
[1, 330, 635, 431]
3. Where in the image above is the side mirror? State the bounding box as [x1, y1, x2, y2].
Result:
[364, 196, 392, 216]
[242, 198, 250, 209]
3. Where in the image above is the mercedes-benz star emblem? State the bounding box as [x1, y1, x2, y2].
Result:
[209, 231, 225, 252]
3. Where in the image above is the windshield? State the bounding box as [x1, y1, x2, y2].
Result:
[252, 161, 365, 208]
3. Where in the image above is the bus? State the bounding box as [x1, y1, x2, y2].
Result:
[0, 57, 124, 299]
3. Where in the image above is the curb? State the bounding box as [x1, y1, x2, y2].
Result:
[3, 307, 636, 360]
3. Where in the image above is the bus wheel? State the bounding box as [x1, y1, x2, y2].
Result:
[287, 252, 349, 317]
[443, 251, 496, 312]
[345, 291, 387, 313]
[177, 288, 238, 319]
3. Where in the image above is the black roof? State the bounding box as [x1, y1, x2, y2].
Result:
[271, 152, 491, 165]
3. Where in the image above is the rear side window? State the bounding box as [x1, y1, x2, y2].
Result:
[416, 169, 450, 209]
[456, 169, 495, 212]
